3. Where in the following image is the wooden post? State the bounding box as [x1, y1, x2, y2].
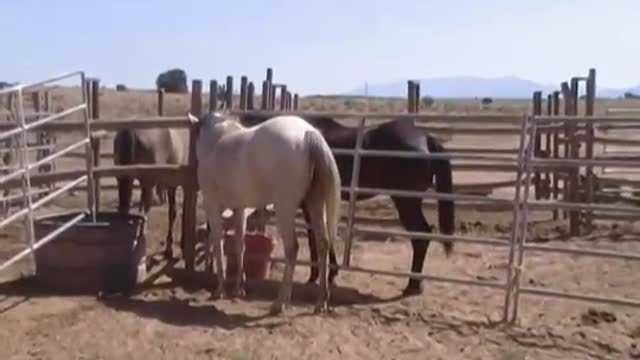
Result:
[266, 68, 273, 83]
[157, 88, 165, 116]
[293, 93, 299, 110]
[261, 81, 269, 110]
[247, 82, 255, 110]
[552, 90, 561, 219]
[407, 81, 416, 113]
[91, 80, 100, 120]
[532, 91, 543, 200]
[265, 68, 273, 111]
[584, 68, 596, 232]
[279, 85, 287, 110]
[269, 85, 276, 110]
[544, 94, 552, 200]
[239, 76, 248, 110]
[209, 80, 218, 112]
[181, 79, 202, 272]
[43, 91, 56, 175]
[85, 80, 93, 122]
[225, 76, 234, 110]
[568, 78, 580, 236]
[560, 82, 571, 220]
[414, 81, 421, 112]
[90, 79, 102, 213]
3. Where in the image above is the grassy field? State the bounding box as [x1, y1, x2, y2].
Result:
[1, 86, 640, 359]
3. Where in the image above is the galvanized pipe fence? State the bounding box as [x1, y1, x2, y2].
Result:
[232, 109, 640, 324]
[0, 71, 95, 273]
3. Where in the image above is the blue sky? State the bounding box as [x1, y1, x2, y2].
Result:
[2, 0, 638, 94]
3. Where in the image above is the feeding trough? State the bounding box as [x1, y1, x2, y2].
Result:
[33, 211, 147, 294]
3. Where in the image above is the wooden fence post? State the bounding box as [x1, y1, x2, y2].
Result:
[209, 80, 218, 112]
[247, 82, 255, 110]
[269, 85, 276, 110]
[157, 88, 164, 116]
[261, 81, 269, 110]
[414, 81, 421, 112]
[279, 85, 287, 110]
[181, 79, 202, 272]
[568, 78, 580, 236]
[544, 93, 552, 200]
[43, 91, 55, 174]
[90, 79, 102, 213]
[225, 76, 234, 110]
[584, 68, 596, 232]
[293, 93, 299, 110]
[407, 81, 416, 113]
[266, 68, 273, 110]
[239, 76, 248, 110]
[551, 90, 561, 219]
[532, 91, 543, 200]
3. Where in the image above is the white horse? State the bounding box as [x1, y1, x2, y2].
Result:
[188, 111, 342, 315]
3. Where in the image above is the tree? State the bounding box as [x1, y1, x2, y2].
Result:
[156, 68, 188, 93]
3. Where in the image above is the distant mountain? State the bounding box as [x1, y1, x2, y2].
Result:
[346, 76, 640, 99]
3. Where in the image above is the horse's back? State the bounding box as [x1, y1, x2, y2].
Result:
[134, 128, 189, 164]
[201, 115, 318, 207]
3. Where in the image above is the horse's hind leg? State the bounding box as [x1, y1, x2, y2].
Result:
[391, 196, 433, 296]
[305, 197, 332, 313]
[303, 206, 338, 285]
[270, 206, 299, 315]
[228, 208, 247, 298]
[163, 186, 177, 259]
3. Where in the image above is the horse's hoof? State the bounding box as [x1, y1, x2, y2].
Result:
[269, 302, 286, 316]
[210, 287, 225, 300]
[313, 302, 330, 314]
[227, 284, 246, 299]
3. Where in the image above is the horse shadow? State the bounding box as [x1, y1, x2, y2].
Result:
[96, 255, 405, 330]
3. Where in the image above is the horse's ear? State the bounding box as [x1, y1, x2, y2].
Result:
[187, 112, 199, 124]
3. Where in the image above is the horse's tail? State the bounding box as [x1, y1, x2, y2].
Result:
[427, 134, 455, 256]
[113, 129, 136, 215]
[304, 130, 341, 247]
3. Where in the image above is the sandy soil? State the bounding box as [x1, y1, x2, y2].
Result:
[2, 94, 640, 359]
[1, 193, 640, 360]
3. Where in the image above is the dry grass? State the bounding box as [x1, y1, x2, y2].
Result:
[1, 87, 640, 359]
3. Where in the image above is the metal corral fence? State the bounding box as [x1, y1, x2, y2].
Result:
[1, 87, 58, 209]
[230, 109, 640, 323]
[2, 74, 640, 325]
[0, 71, 96, 273]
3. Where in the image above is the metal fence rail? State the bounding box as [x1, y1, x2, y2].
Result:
[0, 71, 94, 273]
[242, 110, 640, 324]
[504, 113, 640, 323]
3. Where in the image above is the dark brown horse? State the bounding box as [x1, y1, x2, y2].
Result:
[113, 127, 189, 259]
[240, 114, 455, 296]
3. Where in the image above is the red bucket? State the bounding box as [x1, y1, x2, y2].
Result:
[224, 232, 274, 280]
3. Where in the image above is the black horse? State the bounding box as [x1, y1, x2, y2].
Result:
[240, 114, 455, 296]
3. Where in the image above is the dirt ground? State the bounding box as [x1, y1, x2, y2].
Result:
[1, 192, 640, 360]
[2, 92, 640, 359]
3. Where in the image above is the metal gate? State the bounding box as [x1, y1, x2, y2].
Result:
[0, 71, 96, 274]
